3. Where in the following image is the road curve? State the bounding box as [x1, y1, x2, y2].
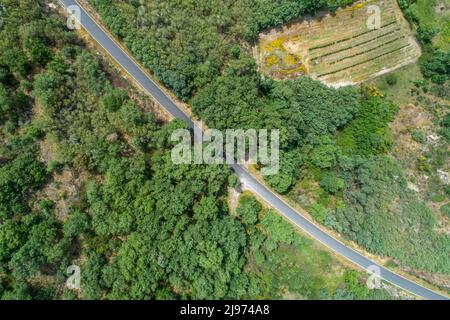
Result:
[58, 0, 448, 300]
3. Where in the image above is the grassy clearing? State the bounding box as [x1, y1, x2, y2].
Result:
[372, 63, 423, 105]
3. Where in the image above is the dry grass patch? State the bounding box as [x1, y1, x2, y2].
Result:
[390, 104, 432, 156]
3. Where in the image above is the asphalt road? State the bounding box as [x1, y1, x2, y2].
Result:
[58, 0, 448, 300]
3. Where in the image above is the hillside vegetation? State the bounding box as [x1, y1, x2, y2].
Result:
[88, 0, 450, 284]
[0, 0, 396, 300]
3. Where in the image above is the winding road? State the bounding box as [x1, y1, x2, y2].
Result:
[57, 0, 448, 300]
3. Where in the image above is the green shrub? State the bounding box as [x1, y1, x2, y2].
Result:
[440, 204, 450, 217]
[260, 209, 295, 245]
[320, 172, 345, 194]
[236, 194, 262, 225]
[228, 174, 239, 189]
[101, 89, 129, 111]
[421, 50, 450, 84]
[411, 130, 426, 143]
[309, 203, 329, 224]
[431, 194, 446, 203]
[418, 24, 437, 43]
[417, 155, 432, 172]
[386, 74, 398, 86]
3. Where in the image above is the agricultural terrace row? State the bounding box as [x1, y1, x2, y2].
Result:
[256, 0, 421, 87]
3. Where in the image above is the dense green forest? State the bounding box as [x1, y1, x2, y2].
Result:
[88, 0, 450, 282]
[90, 0, 353, 100]
[0, 0, 396, 300]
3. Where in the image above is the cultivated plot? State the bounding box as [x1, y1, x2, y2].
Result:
[256, 0, 422, 87]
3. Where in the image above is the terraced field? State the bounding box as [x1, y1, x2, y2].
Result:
[256, 0, 422, 87]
